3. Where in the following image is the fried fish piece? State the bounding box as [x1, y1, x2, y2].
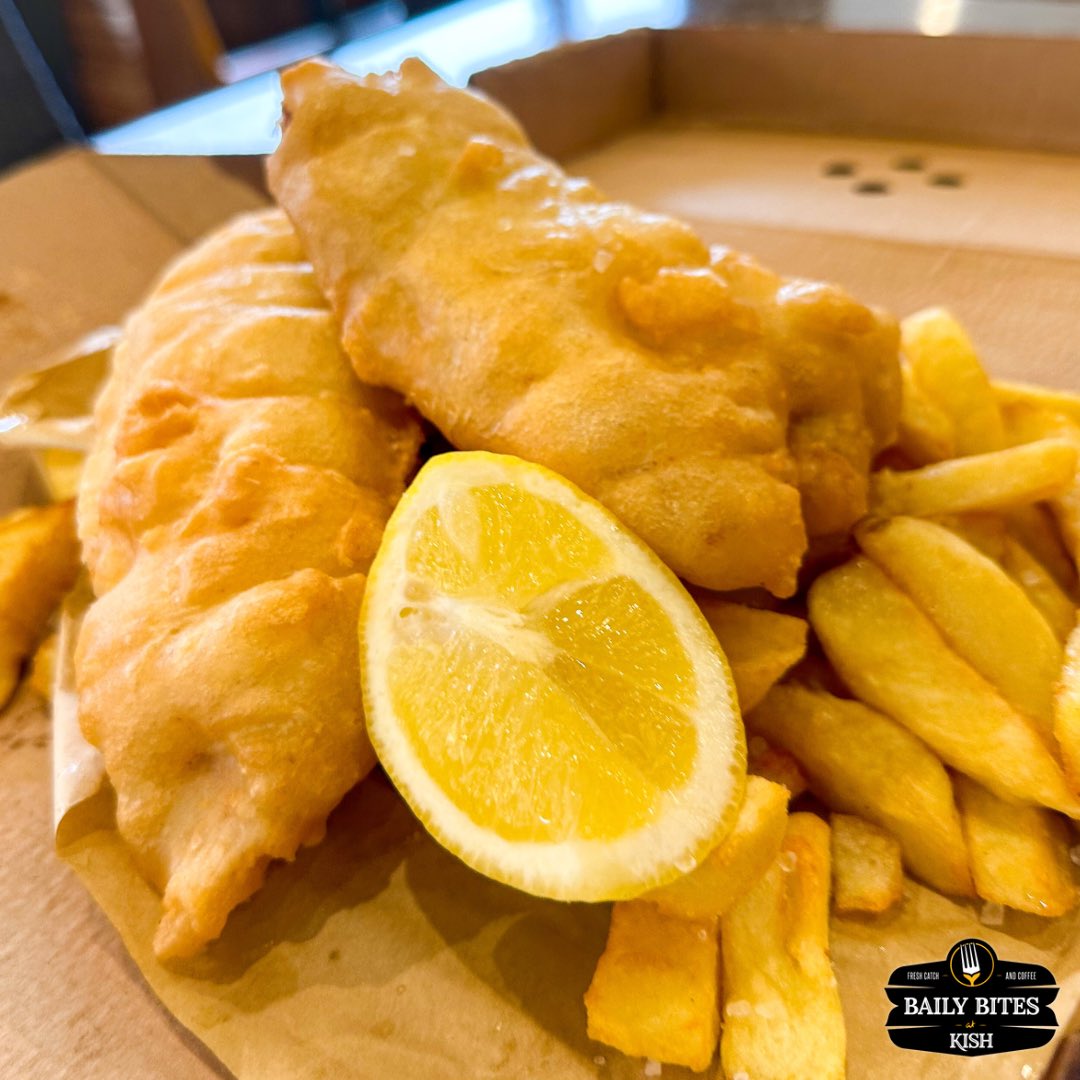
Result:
[268, 59, 900, 596]
[75, 209, 421, 959]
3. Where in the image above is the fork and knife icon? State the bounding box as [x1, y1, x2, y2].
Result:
[958, 942, 982, 986]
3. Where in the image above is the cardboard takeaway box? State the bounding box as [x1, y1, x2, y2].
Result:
[3, 24, 1080, 1080]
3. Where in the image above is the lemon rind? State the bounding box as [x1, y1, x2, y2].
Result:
[361, 451, 746, 901]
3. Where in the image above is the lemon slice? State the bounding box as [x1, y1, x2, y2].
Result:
[361, 451, 745, 900]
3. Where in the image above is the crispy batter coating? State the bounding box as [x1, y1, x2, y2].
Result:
[75, 209, 421, 959]
[268, 59, 900, 595]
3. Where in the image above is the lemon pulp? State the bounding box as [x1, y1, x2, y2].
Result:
[362, 452, 744, 900]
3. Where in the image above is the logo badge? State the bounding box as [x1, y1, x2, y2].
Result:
[885, 938, 1058, 1057]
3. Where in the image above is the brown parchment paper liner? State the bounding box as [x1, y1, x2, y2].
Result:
[51, 587, 106, 845]
[49, 613, 1080, 1080]
[28, 341, 1080, 1079]
[0, 326, 119, 454]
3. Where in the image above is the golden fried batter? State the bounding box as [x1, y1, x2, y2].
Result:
[75, 209, 421, 959]
[269, 59, 900, 595]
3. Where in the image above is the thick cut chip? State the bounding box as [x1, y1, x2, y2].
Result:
[720, 813, 845, 1080]
[999, 403, 1080, 571]
[809, 558, 1080, 816]
[748, 735, 809, 799]
[585, 901, 719, 1072]
[694, 595, 807, 712]
[955, 776, 1077, 917]
[1002, 537, 1078, 644]
[1007, 504, 1078, 595]
[645, 775, 790, 919]
[0, 501, 79, 709]
[28, 632, 57, 700]
[902, 307, 1004, 455]
[748, 683, 973, 896]
[361, 451, 745, 900]
[39, 449, 84, 501]
[857, 516, 1062, 733]
[935, 512, 1008, 562]
[830, 813, 904, 915]
[896, 360, 956, 465]
[871, 439, 1079, 519]
[994, 379, 1080, 425]
[1054, 618, 1080, 793]
[1001, 400, 1076, 447]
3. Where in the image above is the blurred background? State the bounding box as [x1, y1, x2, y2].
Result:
[5, 0, 1080, 169]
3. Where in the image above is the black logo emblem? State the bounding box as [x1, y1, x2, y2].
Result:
[886, 938, 1058, 1056]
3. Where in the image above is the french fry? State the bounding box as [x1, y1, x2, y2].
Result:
[857, 516, 1062, 732]
[1045, 436, 1080, 568]
[1055, 489, 1080, 569]
[720, 813, 844, 1080]
[1007, 503, 1078, 595]
[955, 776, 1078, 917]
[934, 512, 1007, 562]
[748, 683, 973, 897]
[695, 596, 807, 712]
[998, 403, 1080, 567]
[901, 307, 1004, 455]
[1000, 400, 1075, 447]
[1001, 536, 1078, 644]
[896, 361, 955, 465]
[27, 632, 57, 700]
[1054, 618, 1080, 792]
[809, 557, 1080, 816]
[830, 814, 904, 915]
[585, 901, 719, 1071]
[786, 650, 852, 698]
[747, 735, 809, 799]
[0, 501, 79, 709]
[938, 513, 1077, 640]
[38, 448, 84, 502]
[871, 439, 1079, 519]
[994, 378, 1080, 426]
[645, 776, 790, 920]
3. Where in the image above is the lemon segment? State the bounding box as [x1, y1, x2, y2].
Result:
[362, 451, 745, 900]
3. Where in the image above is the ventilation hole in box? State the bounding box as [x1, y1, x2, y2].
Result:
[823, 160, 856, 177]
[893, 155, 925, 171]
[854, 180, 889, 195]
[929, 172, 964, 188]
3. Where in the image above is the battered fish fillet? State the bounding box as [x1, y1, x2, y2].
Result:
[268, 59, 900, 596]
[75, 209, 421, 959]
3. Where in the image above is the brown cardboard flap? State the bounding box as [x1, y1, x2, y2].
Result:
[0, 150, 180, 381]
[679, 218, 1080, 385]
[470, 31, 654, 160]
[574, 124, 1080, 261]
[656, 27, 1080, 154]
[89, 156, 267, 244]
[0, 150, 266, 383]
[477, 27, 1080, 157]
[478, 26, 1080, 385]
[572, 128, 1080, 382]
